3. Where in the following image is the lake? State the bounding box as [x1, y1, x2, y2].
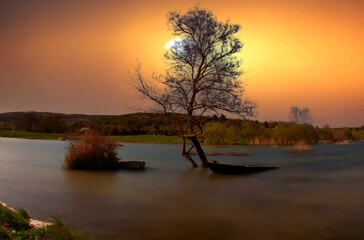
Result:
[1, 138, 364, 239]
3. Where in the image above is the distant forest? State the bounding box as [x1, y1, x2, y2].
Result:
[0, 112, 363, 145]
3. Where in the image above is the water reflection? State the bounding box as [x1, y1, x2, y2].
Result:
[1, 138, 364, 239]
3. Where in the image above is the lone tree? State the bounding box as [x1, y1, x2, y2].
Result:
[133, 7, 256, 167]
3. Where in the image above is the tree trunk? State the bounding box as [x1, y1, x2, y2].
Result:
[181, 137, 197, 167]
[182, 151, 198, 167]
[190, 136, 208, 168]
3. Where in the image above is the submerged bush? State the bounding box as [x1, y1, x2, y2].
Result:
[64, 130, 121, 170]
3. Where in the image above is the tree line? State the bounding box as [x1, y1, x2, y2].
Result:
[0, 111, 363, 145]
[0, 111, 204, 135]
[204, 120, 364, 145]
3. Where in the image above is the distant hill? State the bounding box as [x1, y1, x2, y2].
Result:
[0, 111, 106, 122]
[0, 111, 239, 136]
[0, 111, 193, 135]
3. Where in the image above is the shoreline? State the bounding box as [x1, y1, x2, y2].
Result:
[0, 201, 51, 228]
[0, 130, 359, 145]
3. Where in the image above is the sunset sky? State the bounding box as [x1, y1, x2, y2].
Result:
[0, 0, 363, 127]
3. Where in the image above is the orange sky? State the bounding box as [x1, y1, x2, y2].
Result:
[0, 0, 363, 127]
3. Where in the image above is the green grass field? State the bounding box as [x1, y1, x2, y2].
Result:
[115, 135, 184, 144]
[0, 131, 183, 144]
[0, 130, 65, 140]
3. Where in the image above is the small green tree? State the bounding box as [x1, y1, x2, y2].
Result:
[204, 122, 228, 145]
[273, 122, 292, 144]
[273, 122, 317, 144]
[227, 125, 241, 145]
[240, 121, 264, 145]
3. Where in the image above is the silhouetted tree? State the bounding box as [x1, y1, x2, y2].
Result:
[133, 6, 256, 167]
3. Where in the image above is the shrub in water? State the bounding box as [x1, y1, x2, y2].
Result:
[64, 130, 120, 170]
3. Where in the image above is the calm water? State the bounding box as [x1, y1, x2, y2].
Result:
[1, 138, 364, 239]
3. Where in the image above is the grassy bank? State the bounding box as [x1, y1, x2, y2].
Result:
[0, 130, 182, 144]
[0, 130, 65, 140]
[2, 129, 362, 145]
[115, 135, 183, 144]
[0, 204, 83, 239]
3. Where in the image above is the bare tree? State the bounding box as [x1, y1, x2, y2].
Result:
[300, 108, 313, 124]
[289, 106, 313, 124]
[133, 7, 256, 167]
[289, 106, 300, 123]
